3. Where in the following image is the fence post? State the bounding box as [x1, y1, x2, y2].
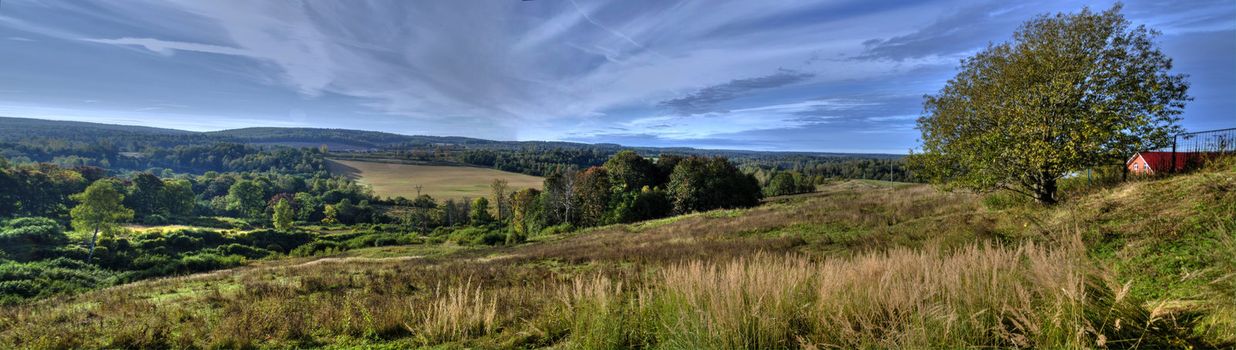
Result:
[1170, 136, 1177, 173]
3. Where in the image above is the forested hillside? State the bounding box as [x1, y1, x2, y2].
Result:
[0, 117, 916, 181]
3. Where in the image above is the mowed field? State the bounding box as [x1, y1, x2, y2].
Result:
[327, 159, 543, 201]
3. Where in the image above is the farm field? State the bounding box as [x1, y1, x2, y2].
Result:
[327, 159, 543, 201]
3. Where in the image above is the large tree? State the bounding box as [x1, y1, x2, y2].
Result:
[70, 180, 134, 260]
[667, 156, 762, 214]
[603, 150, 656, 191]
[910, 5, 1189, 204]
[226, 180, 266, 220]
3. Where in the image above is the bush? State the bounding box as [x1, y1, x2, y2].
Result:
[290, 241, 344, 257]
[207, 243, 275, 259]
[0, 258, 115, 304]
[342, 232, 420, 249]
[238, 229, 313, 254]
[539, 223, 576, 236]
[176, 253, 245, 273]
[981, 190, 1029, 210]
[0, 217, 68, 262]
[448, 227, 505, 246]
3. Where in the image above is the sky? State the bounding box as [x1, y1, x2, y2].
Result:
[0, 0, 1232, 153]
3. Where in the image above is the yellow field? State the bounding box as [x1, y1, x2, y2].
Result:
[327, 159, 543, 201]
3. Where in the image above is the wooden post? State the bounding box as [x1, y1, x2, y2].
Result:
[1170, 136, 1177, 173]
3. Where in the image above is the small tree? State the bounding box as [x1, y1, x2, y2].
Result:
[272, 198, 295, 231]
[490, 179, 510, 222]
[910, 5, 1189, 204]
[470, 197, 493, 225]
[322, 204, 339, 225]
[70, 180, 134, 260]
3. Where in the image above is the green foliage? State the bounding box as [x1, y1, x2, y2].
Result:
[290, 241, 345, 257]
[911, 5, 1189, 204]
[510, 188, 543, 236]
[0, 258, 115, 305]
[226, 180, 266, 220]
[469, 197, 493, 225]
[603, 150, 657, 191]
[272, 198, 295, 231]
[70, 180, 134, 259]
[0, 218, 68, 262]
[763, 171, 815, 196]
[322, 204, 339, 225]
[668, 156, 762, 214]
[448, 226, 505, 246]
[607, 187, 672, 224]
[572, 167, 611, 227]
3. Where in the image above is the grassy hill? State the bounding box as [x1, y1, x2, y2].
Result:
[2, 161, 1232, 349]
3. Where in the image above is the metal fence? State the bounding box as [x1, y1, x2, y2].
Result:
[1161, 127, 1236, 172]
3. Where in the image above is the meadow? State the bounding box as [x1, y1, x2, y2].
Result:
[327, 159, 543, 201]
[2, 160, 1232, 349]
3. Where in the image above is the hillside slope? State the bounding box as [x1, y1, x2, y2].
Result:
[1, 165, 1232, 349]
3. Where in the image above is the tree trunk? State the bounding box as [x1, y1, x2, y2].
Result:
[87, 227, 100, 261]
[1034, 178, 1058, 205]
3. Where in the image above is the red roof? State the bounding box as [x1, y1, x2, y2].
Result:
[1132, 151, 1204, 172]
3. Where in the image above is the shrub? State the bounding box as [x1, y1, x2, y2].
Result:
[290, 241, 344, 257]
[0, 258, 115, 304]
[539, 223, 575, 236]
[0, 217, 68, 262]
[176, 253, 245, 273]
[447, 227, 505, 246]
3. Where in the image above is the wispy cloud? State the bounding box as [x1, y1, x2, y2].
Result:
[658, 69, 815, 114]
[82, 37, 255, 57]
[0, 0, 1230, 151]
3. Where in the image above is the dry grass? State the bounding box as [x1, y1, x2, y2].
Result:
[553, 241, 1202, 349]
[1, 174, 1231, 348]
[327, 159, 542, 201]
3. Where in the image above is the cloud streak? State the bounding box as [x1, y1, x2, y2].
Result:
[657, 69, 816, 114]
[0, 0, 1231, 151]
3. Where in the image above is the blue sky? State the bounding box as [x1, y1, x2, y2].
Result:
[0, 0, 1232, 153]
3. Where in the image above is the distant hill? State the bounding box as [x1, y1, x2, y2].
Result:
[0, 116, 902, 158]
[0, 116, 193, 141]
[206, 127, 499, 150]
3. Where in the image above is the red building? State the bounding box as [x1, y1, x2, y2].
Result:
[1126, 151, 1205, 175]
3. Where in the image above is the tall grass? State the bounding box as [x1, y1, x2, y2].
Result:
[408, 279, 498, 344]
[555, 240, 1200, 349]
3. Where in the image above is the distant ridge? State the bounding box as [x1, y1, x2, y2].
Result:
[0, 116, 903, 157]
[0, 116, 194, 135]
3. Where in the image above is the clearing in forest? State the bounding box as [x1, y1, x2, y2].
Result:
[327, 159, 543, 201]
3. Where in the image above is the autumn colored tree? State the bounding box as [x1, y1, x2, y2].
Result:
[910, 5, 1189, 204]
[510, 188, 543, 236]
[490, 179, 510, 222]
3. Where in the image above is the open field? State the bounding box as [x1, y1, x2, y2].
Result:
[3, 162, 1233, 348]
[327, 159, 543, 201]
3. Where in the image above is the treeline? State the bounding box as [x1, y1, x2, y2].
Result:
[388, 151, 762, 243]
[3, 141, 328, 175]
[0, 156, 369, 225]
